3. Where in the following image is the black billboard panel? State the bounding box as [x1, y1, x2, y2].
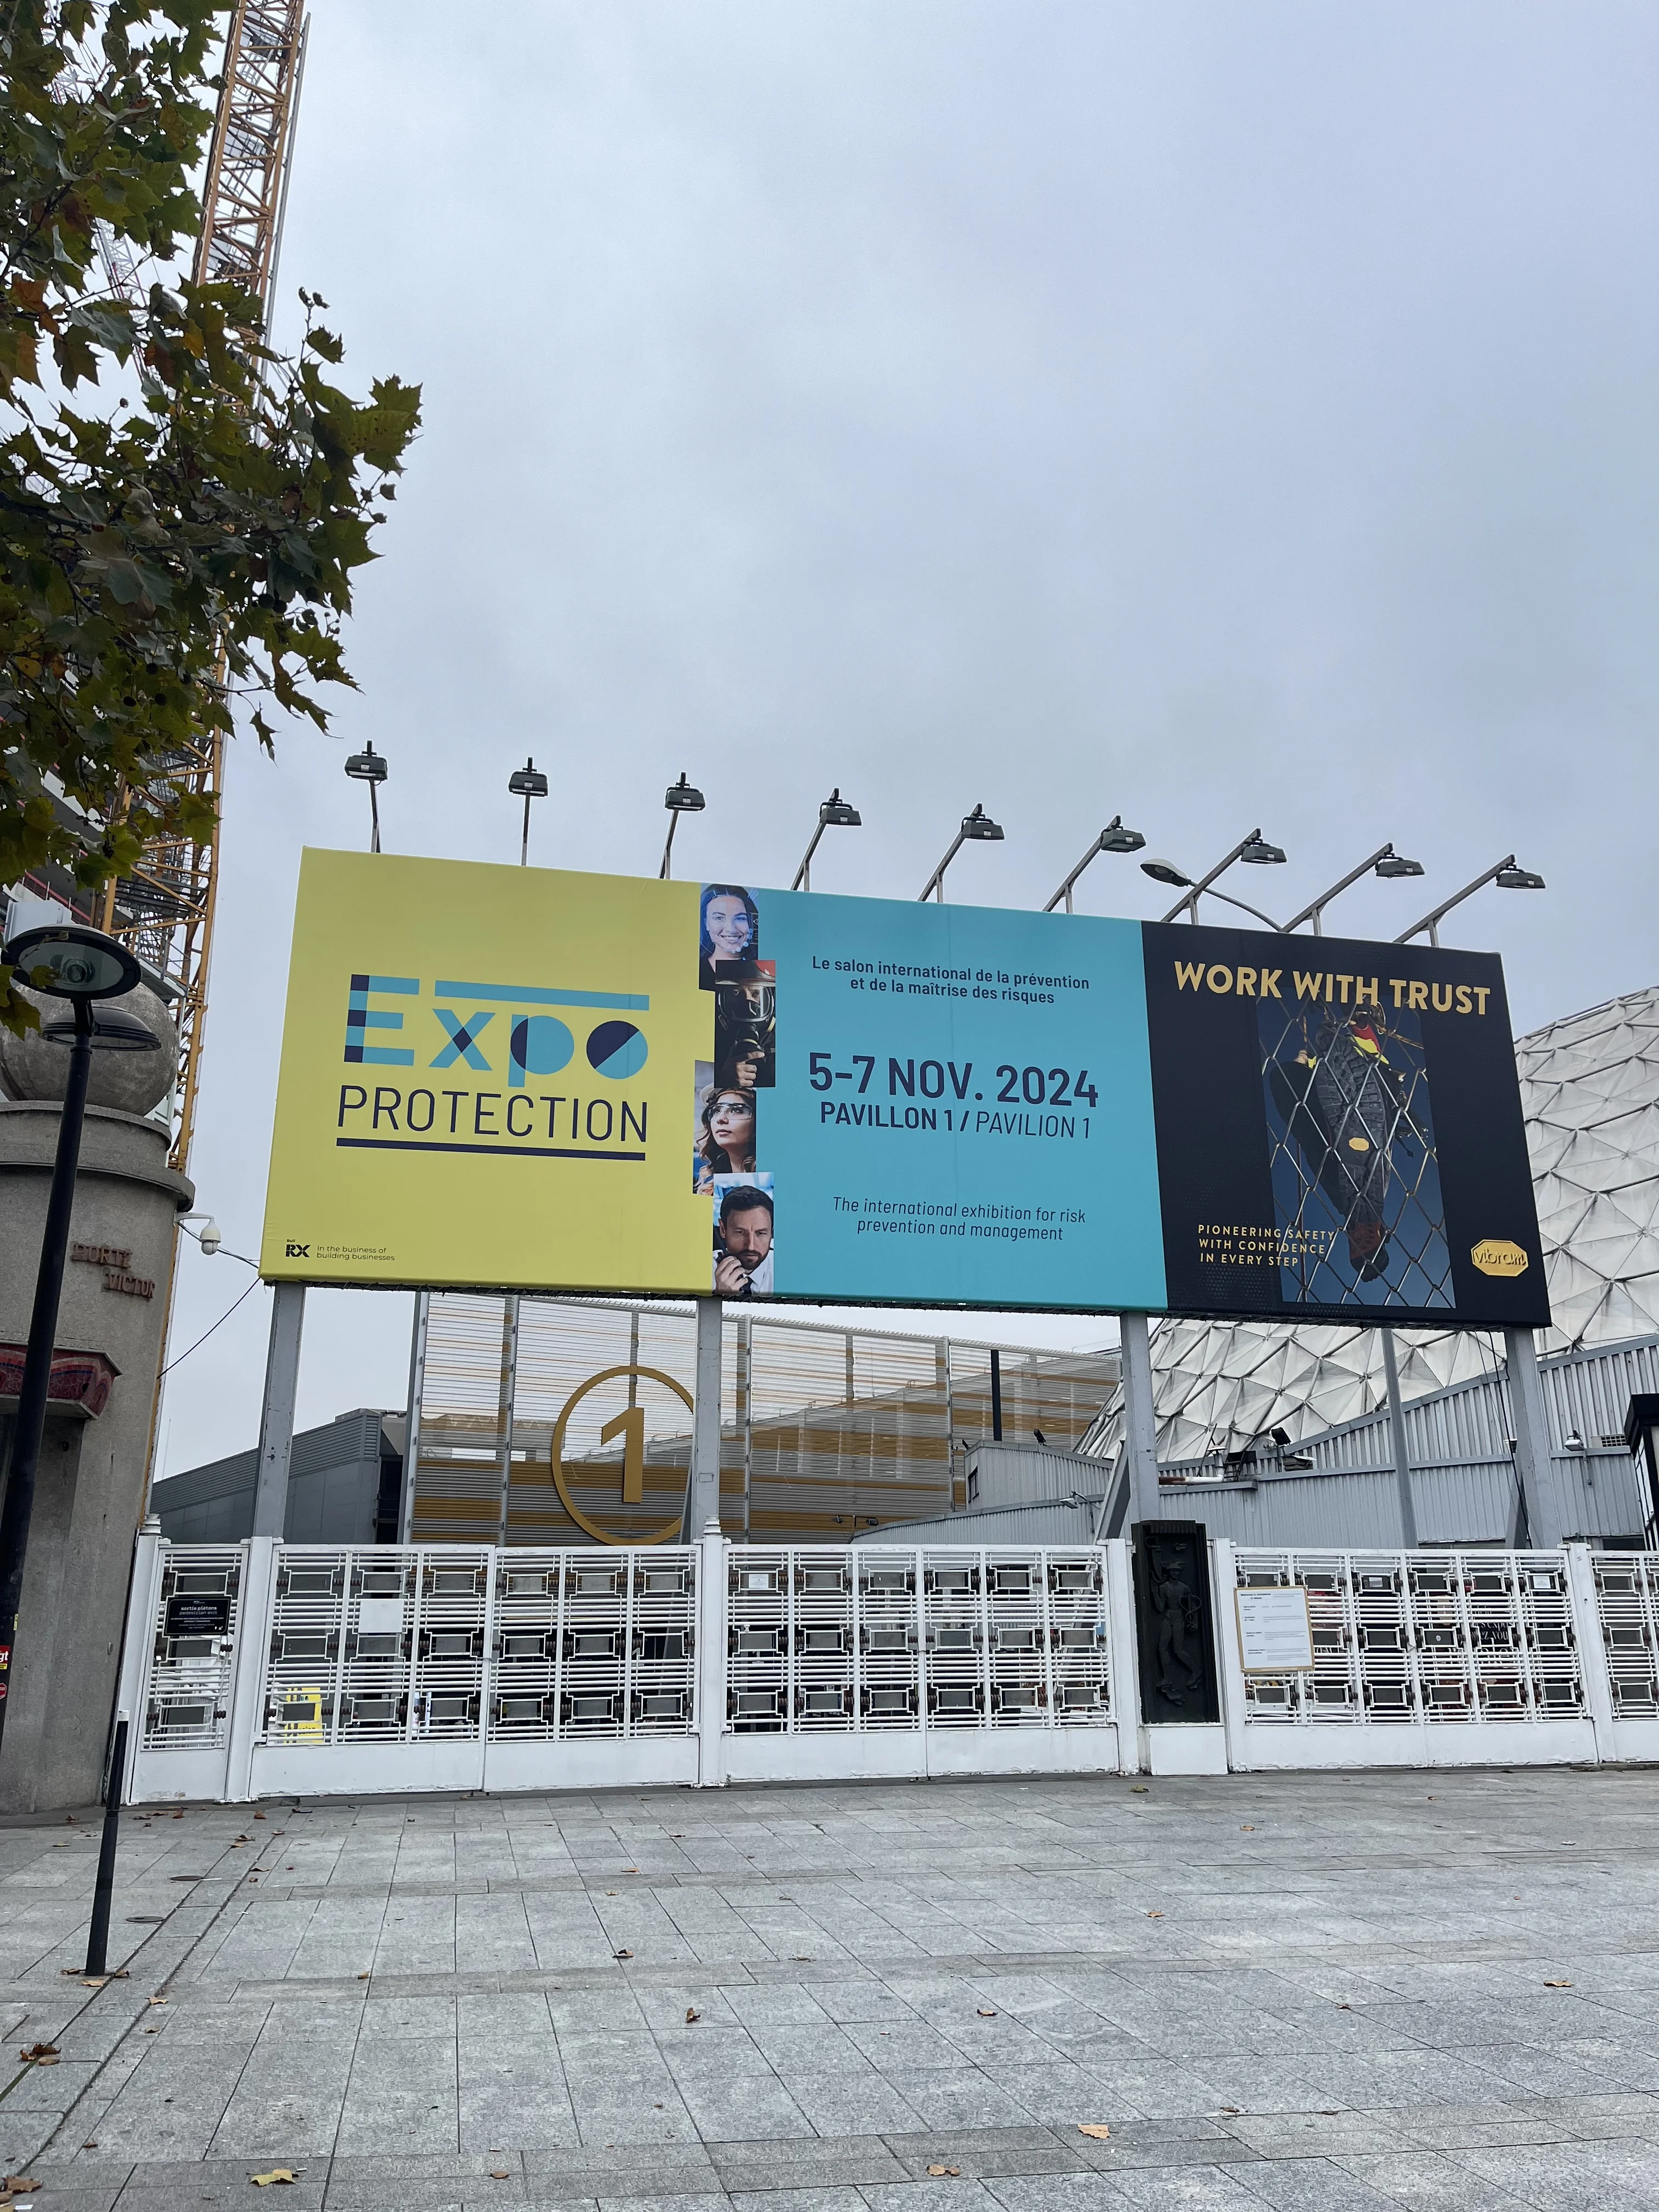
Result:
[1143, 922, 1548, 1329]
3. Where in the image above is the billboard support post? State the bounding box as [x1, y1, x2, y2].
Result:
[1505, 1326, 1559, 1548]
[1379, 1329, 1419, 1548]
[252, 1280, 305, 1539]
[688, 1297, 723, 1534]
[1120, 1313, 1159, 1528]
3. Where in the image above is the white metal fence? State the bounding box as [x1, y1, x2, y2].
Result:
[119, 1531, 1659, 1801]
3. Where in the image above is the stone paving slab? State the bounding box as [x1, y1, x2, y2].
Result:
[3, 1768, 1659, 2207]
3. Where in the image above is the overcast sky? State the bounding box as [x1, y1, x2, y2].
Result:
[156, 0, 1659, 1480]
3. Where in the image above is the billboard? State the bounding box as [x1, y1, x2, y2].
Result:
[261, 850, 1547, 1328]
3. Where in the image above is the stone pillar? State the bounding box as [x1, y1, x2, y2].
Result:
[0, 1100, 193, 1811]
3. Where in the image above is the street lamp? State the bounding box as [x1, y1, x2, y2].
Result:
[1279, 842, 1425, 935]
[1140, 828, 1288, 926]
[791, 788, 861, 891]
[1395, 855, 1545, 946]
[1043, 815, 1147, 913]
[918, 803, 1003, 903]
[507, 757, 549, 867]
[343, 742, 388, 854]
[659, 772, 705, 881]
[0, 922, 159, 1770]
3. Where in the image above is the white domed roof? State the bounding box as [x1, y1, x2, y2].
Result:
[1128, 984, 1659, 1462]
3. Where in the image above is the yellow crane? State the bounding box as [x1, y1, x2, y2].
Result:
[95, 1, 311, 1469]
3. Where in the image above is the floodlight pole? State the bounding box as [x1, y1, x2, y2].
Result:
[1043, 816, 1146, 913]
[0, 1001, 94, 1764]
[918, 804, 1002, 903]
[1395, 857, 1517, 947]
[1280, 845, 1398, 936]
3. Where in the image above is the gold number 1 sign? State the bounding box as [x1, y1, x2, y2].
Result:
[549, 1365, 695, 1547]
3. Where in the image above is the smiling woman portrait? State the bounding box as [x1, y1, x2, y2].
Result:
[695, 1085, 757, 1192]
[699, 884, 761, 985]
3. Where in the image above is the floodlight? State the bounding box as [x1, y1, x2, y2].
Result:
[659, 772, 706, 879]
[1239, 837, 1286, 866]
[793, 788, 862, 890]
[507, 759, 549, 800]
[918, 803, 1007, 901]
[343, 743, 388, 783]
[344, 742, 388, 853]
[1374, 853, 1425, 879]
[1098, 823, 1147, 854]
[960, 804, 1003, 841]
[1496, 866, 1545, 890]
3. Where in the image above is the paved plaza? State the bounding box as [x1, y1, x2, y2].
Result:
[2, 1765, 1658, 2209]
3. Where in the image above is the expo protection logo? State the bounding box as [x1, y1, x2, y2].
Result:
[343, 973, 649, 1086]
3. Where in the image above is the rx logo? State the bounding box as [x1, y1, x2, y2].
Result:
[285, 1241, 311, 1258]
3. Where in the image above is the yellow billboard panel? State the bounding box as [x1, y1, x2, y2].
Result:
[260, 851, 709, 1294]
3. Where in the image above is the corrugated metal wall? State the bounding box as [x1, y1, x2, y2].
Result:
[406, 1295, 1119, 1547]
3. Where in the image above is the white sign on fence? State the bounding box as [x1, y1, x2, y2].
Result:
[1234, 1587, 1315, 1673]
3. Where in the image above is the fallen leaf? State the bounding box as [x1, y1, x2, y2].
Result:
[172, 1811, 183, 1819]
[1146, 1911, 1164, 1920]
[3, 2182, 42, 2195]
[356, 1973, 370, 1981]
[1220, 2106, 1240, 2115]
[1336, 2004, 1352, 2011]
[685, 2007, 700, 2023]
[1319, 2109, 1340, 2115]
[489, 2172, 510, 2181]
[977, 2008, 997, 2018]
[1240, 1825, 1255, 1831]
[253, 1813, 266, 1821]
[18, 2045, 59, 2066]
[1130, 1785, 1148, 1794]
[792, 1955, 813, 1962]
[148, 1997, 168, 2007]
[926, 2165, 962, 2177]
[614, 1948, 633, 1960]
[250, 2170, 297, 2186]
[1544, 1979, 1572, 1988]
[605, 1890, 618, 1896]
[1077, 2123, 1111, 2140]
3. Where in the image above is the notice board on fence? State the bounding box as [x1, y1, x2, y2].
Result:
[260, 848, 1547, 1330]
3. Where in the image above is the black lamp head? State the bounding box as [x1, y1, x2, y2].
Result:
[508, 758, 549, 799]
[664, 772, 706, 813]
[1496, 865, 1545, 891]
[1375, 852, 1425, 879]
[3, 923, 141, 1002]
[344, 743, 388, 785]
[1240, 836, 1286, 866]
[961, 803, 1003, 842]
[819, 788, 861, 828]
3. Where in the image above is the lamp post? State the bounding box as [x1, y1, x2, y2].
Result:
[659, 772, 705, 881]
[1043, 815, 1147, 913]
[791, 789, 861, 891]
[0, 923, 158, 1768]
[1278, 842, 1425, 935]
[344, 742, 388, 854]
[1139, 829, 1288, 927]
[508, 757, 549, 867]
[1395, 855, 1545, 946]
[918, 803, 1003, 902]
